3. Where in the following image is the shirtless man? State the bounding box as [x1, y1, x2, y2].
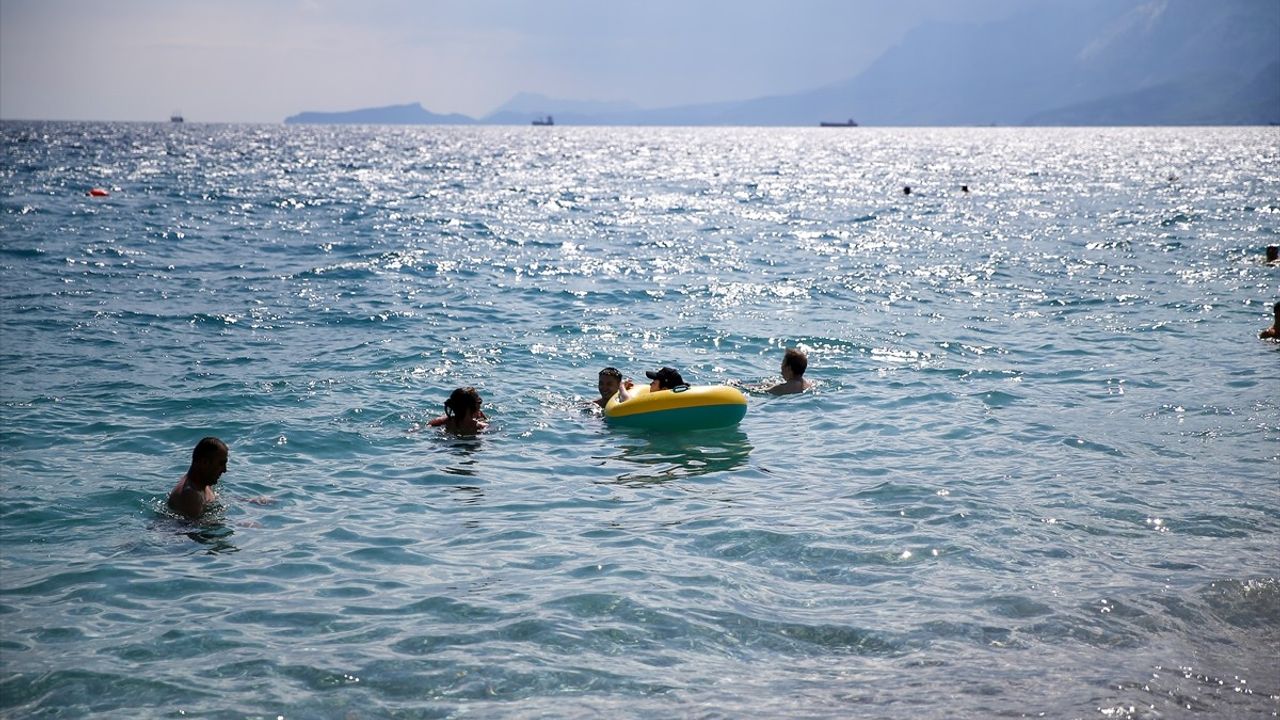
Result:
[167, 437, 228, 520]
[768, 348, 814, 395]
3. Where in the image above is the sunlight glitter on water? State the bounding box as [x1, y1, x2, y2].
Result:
[1, 123, 1277, 719]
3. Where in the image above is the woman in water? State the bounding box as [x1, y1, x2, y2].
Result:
[429, 387, 488, 434]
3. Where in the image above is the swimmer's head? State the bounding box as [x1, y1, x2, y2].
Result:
[782, 348, 808, 379]
[598, 367, 622, 399]
[191, 436, 228, 483]
[445, 387, 483, 418]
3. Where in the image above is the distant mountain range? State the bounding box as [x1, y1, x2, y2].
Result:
[284, 0, 1280, 127]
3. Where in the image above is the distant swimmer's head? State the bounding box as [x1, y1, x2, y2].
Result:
[781, 348, 808, 379]
[645, 366, 685, 390]
[445, 387, 483, 418]
[191, 436, 228, 485]
[598, 367, 623, 399]
[902, 186, 912, 195]
[961, 185, 970, 193]
[1267, 245, 1278, 263]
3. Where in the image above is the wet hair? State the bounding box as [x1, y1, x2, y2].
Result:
[783, 348, 808, 377]
[444, 387, 482, 418]
[192, 436, 227, 464]
[598, 367, 622, 380]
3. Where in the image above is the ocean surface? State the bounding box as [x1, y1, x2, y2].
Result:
[1, 122, 1277, 719]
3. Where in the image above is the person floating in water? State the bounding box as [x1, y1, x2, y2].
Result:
[1266, 245, 1278, 264]
[646, 366, 685, 390]
[616, 366, 685, 403]
[1260, 302, 1279, 340]
[167, 436, 228, 520]
[429, 386, 488, 434]
[768, 348, 814, 395]
[594, 367, 632, 408]
[902, 185, 912, 196]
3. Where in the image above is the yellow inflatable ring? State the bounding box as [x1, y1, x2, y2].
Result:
[604, 384, 747, 430]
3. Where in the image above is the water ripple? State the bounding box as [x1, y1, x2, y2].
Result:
[1, 122, 1277, 718]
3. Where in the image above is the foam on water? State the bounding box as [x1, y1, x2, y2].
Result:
[2, 122, 1278, 718]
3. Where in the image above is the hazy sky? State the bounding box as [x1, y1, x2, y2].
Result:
[1, 0, 1032, 123]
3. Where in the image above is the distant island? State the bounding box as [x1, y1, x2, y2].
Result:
[285, 0, 1279, 127]
[284, 103, 475, 125]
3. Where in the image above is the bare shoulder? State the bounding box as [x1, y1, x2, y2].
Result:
[767, 380, 809, 396]
[167, 477, 205, 519]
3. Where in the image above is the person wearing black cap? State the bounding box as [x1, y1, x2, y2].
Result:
[616, 366, 686, 403]
[646, 367, 685, 390]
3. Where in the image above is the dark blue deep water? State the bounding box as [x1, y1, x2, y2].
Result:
[1, 122, 1278, 719]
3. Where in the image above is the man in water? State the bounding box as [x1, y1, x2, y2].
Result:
[167, 437, 228, 519]
[594, 367, 628, 408]
[1261, 301, 1279, 340]
[768, 348, 814, 395]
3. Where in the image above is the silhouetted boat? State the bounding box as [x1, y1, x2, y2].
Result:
[819, 118, 858, 127]
[170, 111, 184, 123]
[532, 115, 554, 126]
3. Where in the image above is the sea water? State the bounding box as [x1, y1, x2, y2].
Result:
[1, 122, 1277, 719]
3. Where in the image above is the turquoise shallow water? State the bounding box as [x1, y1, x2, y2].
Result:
[1, 122, 1278, 718]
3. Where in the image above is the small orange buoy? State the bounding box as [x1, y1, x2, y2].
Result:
[87, 188, 110, 197]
